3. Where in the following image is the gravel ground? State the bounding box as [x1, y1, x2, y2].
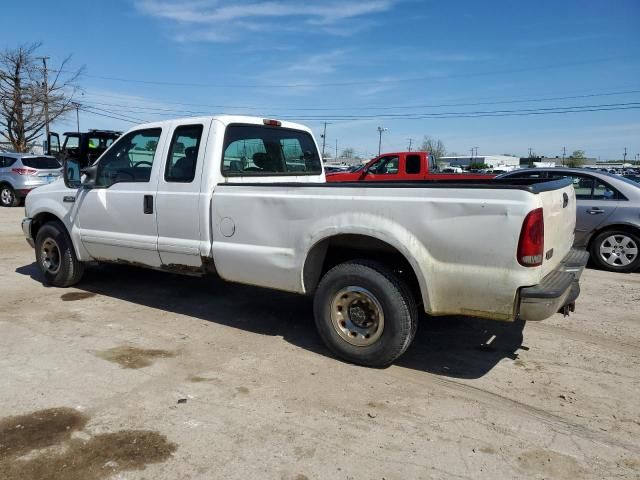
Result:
[0, 206, 638, 480]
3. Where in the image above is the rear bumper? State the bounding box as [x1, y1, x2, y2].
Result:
[22, 217, 34, 248]
[518, 249, 589, 321]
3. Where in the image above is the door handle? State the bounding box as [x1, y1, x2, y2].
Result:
[143, 195, 153, 214]
[587, 207, 604, 215]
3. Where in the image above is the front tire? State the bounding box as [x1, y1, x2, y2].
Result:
[590, 229, 640, 273]
[35, 222, 85, 287]
[313, 260, 417, 367]
[0, 185, 19, 207]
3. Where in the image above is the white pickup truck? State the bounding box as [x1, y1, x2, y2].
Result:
[22, 116, 587, 366]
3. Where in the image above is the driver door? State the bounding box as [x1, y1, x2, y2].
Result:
[75, 127, 167, 266]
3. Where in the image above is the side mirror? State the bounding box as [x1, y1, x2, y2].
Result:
[63, 159, 96, 189]
[63, 158, 82, 189]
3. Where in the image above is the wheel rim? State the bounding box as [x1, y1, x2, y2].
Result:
[1, 188, 12, 205]
[599, 234, 638, 267]
[40, 238, 62, 274]
[330, 287, 384, 347]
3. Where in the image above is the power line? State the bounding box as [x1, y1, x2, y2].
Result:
[79, 106, 143, 124]
[53, 55, 634, 89]
[79, 87, 640, 114]
[80, 99, 640, 122]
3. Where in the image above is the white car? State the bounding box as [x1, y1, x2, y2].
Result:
[22, 116, 586, 366]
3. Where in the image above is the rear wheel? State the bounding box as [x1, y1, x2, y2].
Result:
[0, 185, 19, 207]
[35, 221, 85, 287]
[590, 229, 640, 273]
[313, 260, 417, 367]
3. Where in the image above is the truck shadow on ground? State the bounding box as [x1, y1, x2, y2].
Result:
[16, 262, 525, 379]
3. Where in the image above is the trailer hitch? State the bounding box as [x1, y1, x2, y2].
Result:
[559, 302, 575, 317]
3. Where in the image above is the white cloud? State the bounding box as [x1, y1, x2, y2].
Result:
[134, 0, 394, 42]
[287, 50, 345, 74]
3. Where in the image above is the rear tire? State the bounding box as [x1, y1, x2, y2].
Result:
[35, 221, 85, 287]
[590, 229, 640, 273]
[313, 260, 417, 367]
[0, 185, 19, 207]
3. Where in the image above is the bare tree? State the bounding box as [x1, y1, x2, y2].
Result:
[341, 147, 354, 159]
[0, 43, 83, 152]
[417, 135, 446, 160]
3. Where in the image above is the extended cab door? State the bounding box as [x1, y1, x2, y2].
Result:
[155, 120, 210, 267]
[75, 127, 166, 266]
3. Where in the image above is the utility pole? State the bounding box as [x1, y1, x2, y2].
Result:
[528, 147, 533, 158]
[562, 146, 566, 167]
[377, 126, 387, 156]
[335, 139, 338, 160]
[623, 147, 627, 163]
[321, 121, 327, 159]
[73, 102, 80, 132]
[407, 138, 414, 151]
[473, 146, 479, 157]
[37, 56, 51, 141]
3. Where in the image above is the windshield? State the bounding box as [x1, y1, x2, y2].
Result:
[21, 156, 61, 169]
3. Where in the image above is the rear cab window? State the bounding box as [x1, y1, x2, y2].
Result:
[222, 124, 321, 176]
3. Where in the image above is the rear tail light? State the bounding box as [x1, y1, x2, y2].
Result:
[263, 119, 282, 126]
[11, 167, 38, 176]
[517, 208, 544, 267]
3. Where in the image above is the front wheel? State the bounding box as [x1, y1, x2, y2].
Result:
[590, 229, 640, 273]
[0, 185, 19, 207]
[313, 260, 418, 367]
[35, 221, 85, 287]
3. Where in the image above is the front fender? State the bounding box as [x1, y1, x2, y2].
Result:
[26, 185, 92, 262]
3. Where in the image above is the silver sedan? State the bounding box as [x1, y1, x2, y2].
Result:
[498, 168, 640, 273]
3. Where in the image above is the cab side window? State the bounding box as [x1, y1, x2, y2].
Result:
[165, 125, 203, 183]
[63, 135, 80, 150]
[369, 156, 399, 174]
[406, 154, 421, 174]
[96, 128, 162, 187]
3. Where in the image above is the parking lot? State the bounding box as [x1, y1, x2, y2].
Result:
[0, 205, 638, 479]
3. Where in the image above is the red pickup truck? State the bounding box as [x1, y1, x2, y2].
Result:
[326, 151, 494, 182]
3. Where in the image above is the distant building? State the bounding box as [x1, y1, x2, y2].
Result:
[440, 155, 520, 169]
[520, 156, 596, 167]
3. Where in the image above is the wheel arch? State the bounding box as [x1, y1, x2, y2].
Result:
[587, 223, 640, 251]
[302, 232, 431, 310]
[31, 211, 65, 240]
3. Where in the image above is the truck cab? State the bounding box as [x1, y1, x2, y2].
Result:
[48, 130, 122, 168]
[326, 151, 495, 182]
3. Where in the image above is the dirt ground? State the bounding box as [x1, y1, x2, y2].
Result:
[0, 206, 638, 480]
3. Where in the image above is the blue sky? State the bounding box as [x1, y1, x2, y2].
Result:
[3, 0, 639, 160]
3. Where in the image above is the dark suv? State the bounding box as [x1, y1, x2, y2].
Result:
[48, 130, 122, 168]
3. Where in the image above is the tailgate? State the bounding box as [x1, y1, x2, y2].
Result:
[538, 181, 576, 276]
